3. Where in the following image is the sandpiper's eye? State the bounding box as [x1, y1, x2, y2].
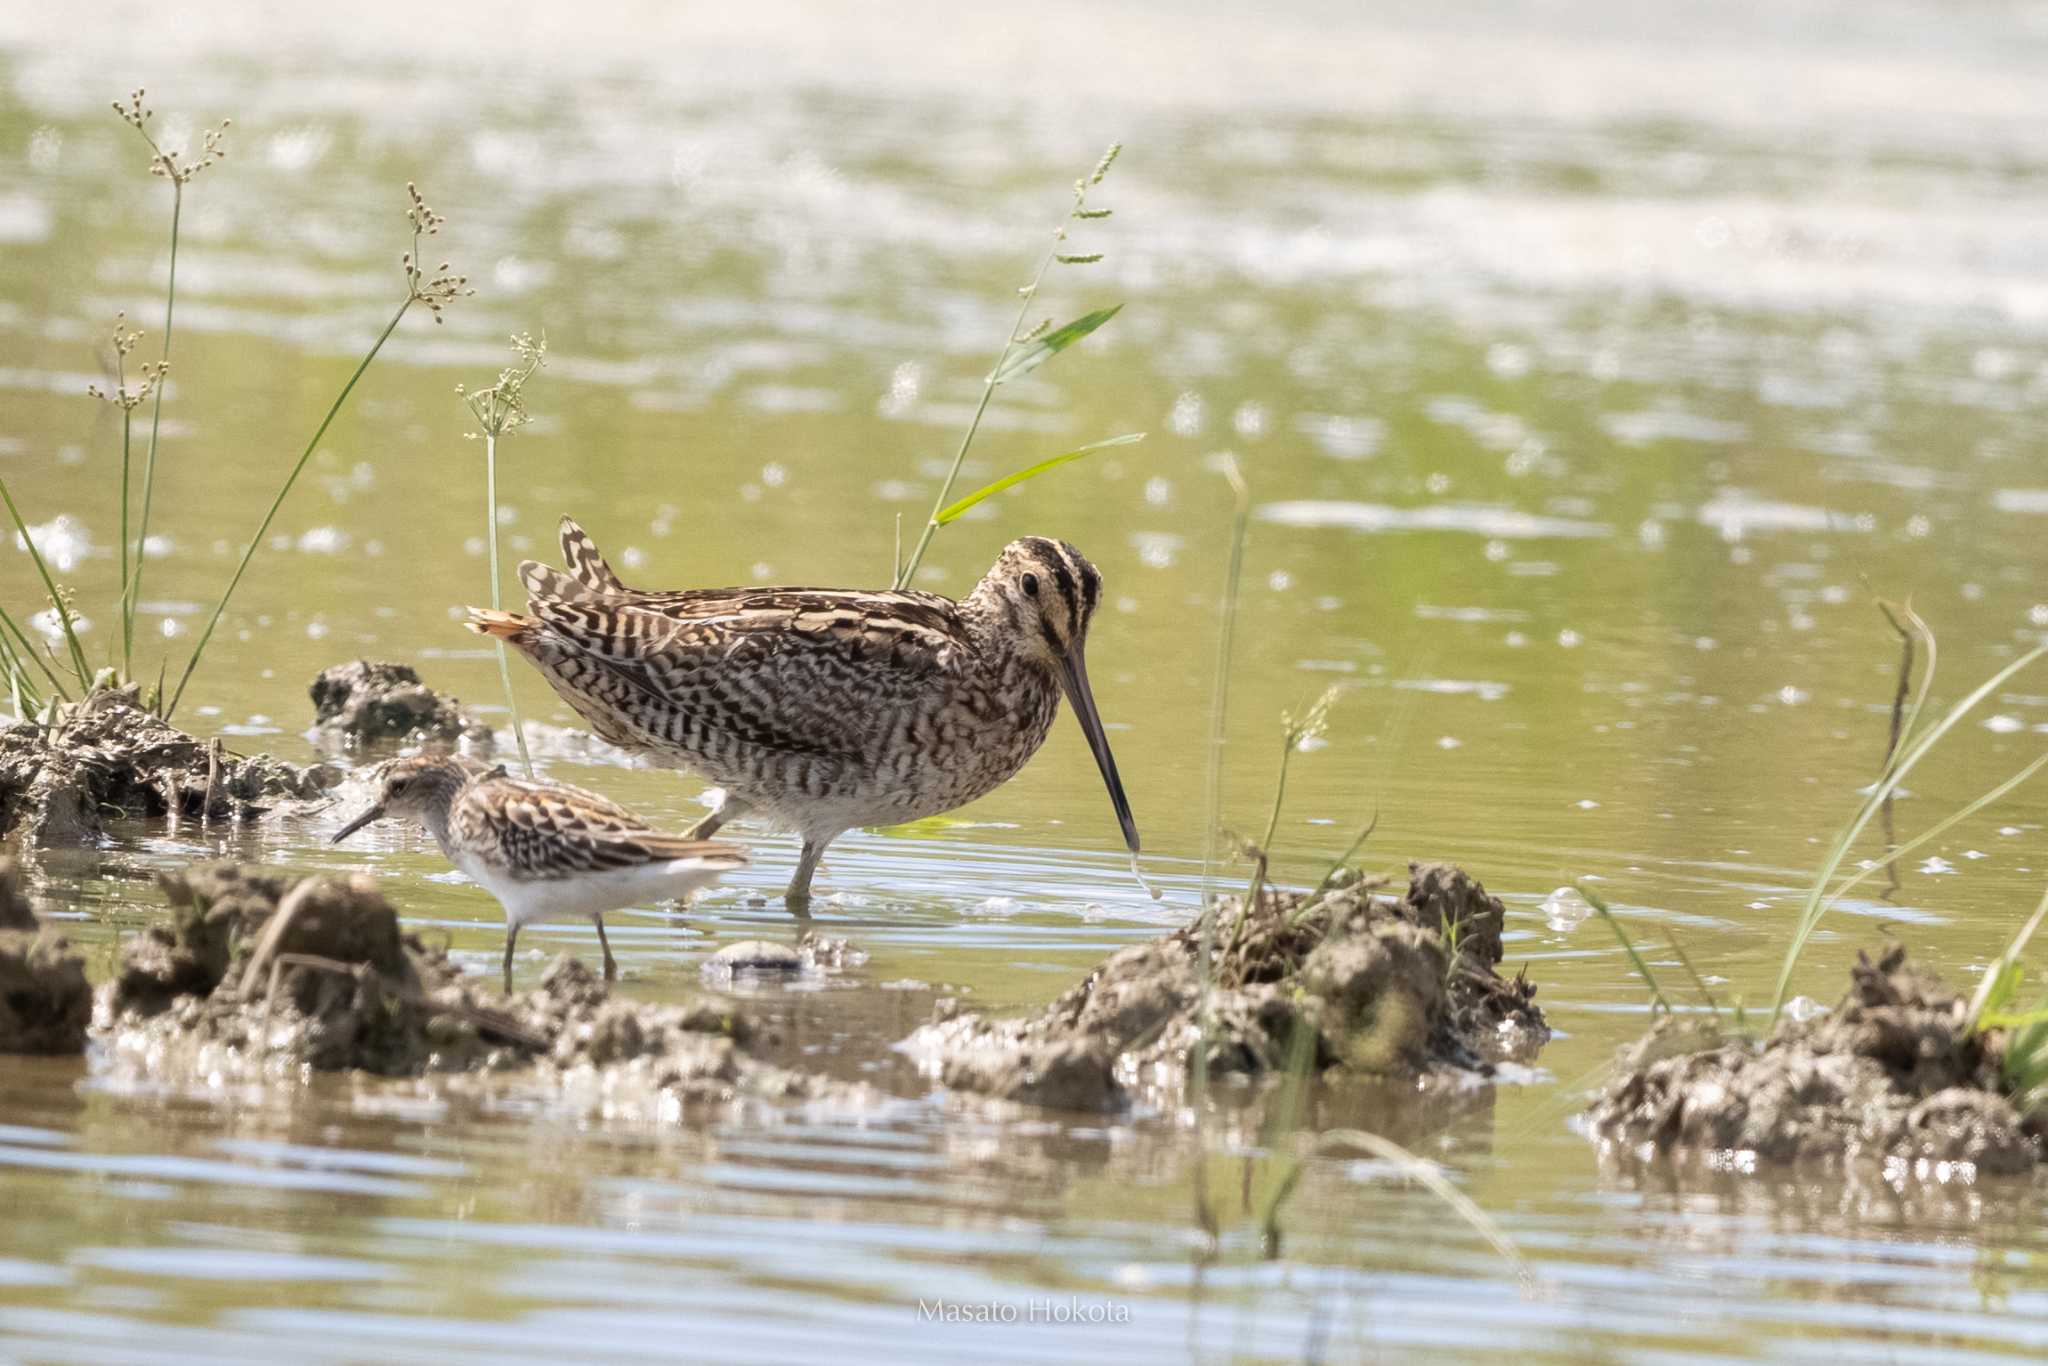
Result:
[1021, 573, 1039, 598]
[390, 778, 410, 795]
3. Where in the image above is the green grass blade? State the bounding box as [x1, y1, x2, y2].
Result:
[933, 432, 1144, 525]
[985, 304, 1122, 384]
[1577, 881, 1672, 1015]
[0, 476, 92, 688]
[1770, 640, 2048, 1024]
[1315, 1128, 1537, 1292]
[168, 298, 411, 719]
[1818, 749, 2048, 923]
[1968, 882, 2048, 1031]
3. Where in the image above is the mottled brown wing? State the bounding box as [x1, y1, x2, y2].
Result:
[458, 778, 747, 881]
[515, 580, 967, 761]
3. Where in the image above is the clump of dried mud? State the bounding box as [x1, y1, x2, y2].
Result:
[308, 660, 489, 747]
[0, 856, 92, 1055]
[903, 862, 1548, 1112]
[92, 863, 867, 1114]
[0, 687, 337, 845]
[1587, 945, 2043, 1177]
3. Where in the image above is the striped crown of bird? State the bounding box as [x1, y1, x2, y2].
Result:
[331, 753, 747, 990]
[466, 517, 1138, 906]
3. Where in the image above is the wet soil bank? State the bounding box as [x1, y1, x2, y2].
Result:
[1587, 946, 2044, 1176]
[0, 857, 91, 1054]
[1, 663, 486, 847]
[904, 862, 1549, 1112]
[309, 660, 488, 748]
[91, 864, 864, 1113]
[0, 688, 336, 845]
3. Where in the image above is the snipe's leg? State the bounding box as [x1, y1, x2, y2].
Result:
[686, 797, 750, 840]
[502, 923, 520, 995]
[594, 916, 617, 983]
[785, 838, 826, 916]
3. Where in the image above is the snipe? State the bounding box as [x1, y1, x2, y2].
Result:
[332, 754, 747, 989]
[467, 519, 1139, 906]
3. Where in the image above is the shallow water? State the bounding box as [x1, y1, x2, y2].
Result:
[6, 0, 2048, 1359]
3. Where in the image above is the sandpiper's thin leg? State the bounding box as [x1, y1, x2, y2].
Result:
[785, 838, 826, 915]
[686, 797, 750, 840]
[502, 923, 519, 995]
[594, 916, 617, 983]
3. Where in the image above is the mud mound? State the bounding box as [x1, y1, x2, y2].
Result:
[0, 857, 35, 931]
[0, 928, 91, 1055]
[309, 661, 487, 747]
[0, 688, 338, 846]
[1587, 945, 2043, 1176]
[94, 863, 869, 1113]
[904, 862, 1548, 1112]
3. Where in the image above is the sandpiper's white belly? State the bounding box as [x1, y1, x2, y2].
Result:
[452, 852, 731, 929]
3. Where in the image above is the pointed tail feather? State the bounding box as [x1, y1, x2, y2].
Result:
[560, 516, 631, 595]
[519, 558, 603, 605]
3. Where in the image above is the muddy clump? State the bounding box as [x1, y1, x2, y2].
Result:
[0, 860, 92, 1055]
[904, 861, 1547, 1112]
[94, 863, 870, 1114]
[1587, 945, 2042, 1176]
[309, 660, 488, 747]
[0, 688, 339, 846]
[0, 857, 35, 931]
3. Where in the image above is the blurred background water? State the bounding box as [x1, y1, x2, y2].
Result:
[5, 1, 2048, 1360]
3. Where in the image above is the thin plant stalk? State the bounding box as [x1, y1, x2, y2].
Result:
[484, 431, 534, 777]
[0, 477, 91, 688]
[1315, 1129, 1536, 1292]
[117, 406, 133, 674]
[1769, 636, 2048, 1024]
[1189, 454, 1249, 1248]
[1578, 881, 1672, 1015]
[122, 163, 191, 675]
[1967, 882, 2048, 1031]
[1815, 750, 2048, 917]
[168, 300, 411, 718]
[895, 146, 1120, 589]
[895, 255, 1060, 589]
[0, 600, 67, 700]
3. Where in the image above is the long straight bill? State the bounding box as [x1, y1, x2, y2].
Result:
[1056, 645, 1140, 854]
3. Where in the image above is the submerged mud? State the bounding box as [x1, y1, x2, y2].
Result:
[0, 857, 91, 1055]
[92, 863, 872, 1115]
[308, 660, 488, 748]
[903, 862, 1548, 1112]
[1587, 946, 2043, 1177]
[0, 688, 337, 845]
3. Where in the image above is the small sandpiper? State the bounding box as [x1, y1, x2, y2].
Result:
[466, 518, 1139, 908]
[331, 754, 747, 991]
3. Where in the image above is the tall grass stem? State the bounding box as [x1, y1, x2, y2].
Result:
[125, 183, 181, 673]
[167, 299, 411, 718]
[485, 432, 534, 777]
[0, 477, 91, 687]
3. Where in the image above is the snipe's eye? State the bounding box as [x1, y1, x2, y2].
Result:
[390, 778, 410, 794]
[1021, 573, 1039, 598]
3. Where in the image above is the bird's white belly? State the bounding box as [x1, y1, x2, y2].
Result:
[454, 853, 728, 929]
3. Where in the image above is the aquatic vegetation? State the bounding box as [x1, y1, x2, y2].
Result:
[111, 89, 228, 683]
[1, 92, 469, 729]
[1590, 945, 2041, 1174]
[458, 332, 549, 776]
[905, 861, 1546, 1112]
[166, 181, 472, 718]
[893, 143, 1142, 588]
[1769, 607, 2048, 1024]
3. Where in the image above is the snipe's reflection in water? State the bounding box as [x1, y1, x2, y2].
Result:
[8, 0, 2048, 1359]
